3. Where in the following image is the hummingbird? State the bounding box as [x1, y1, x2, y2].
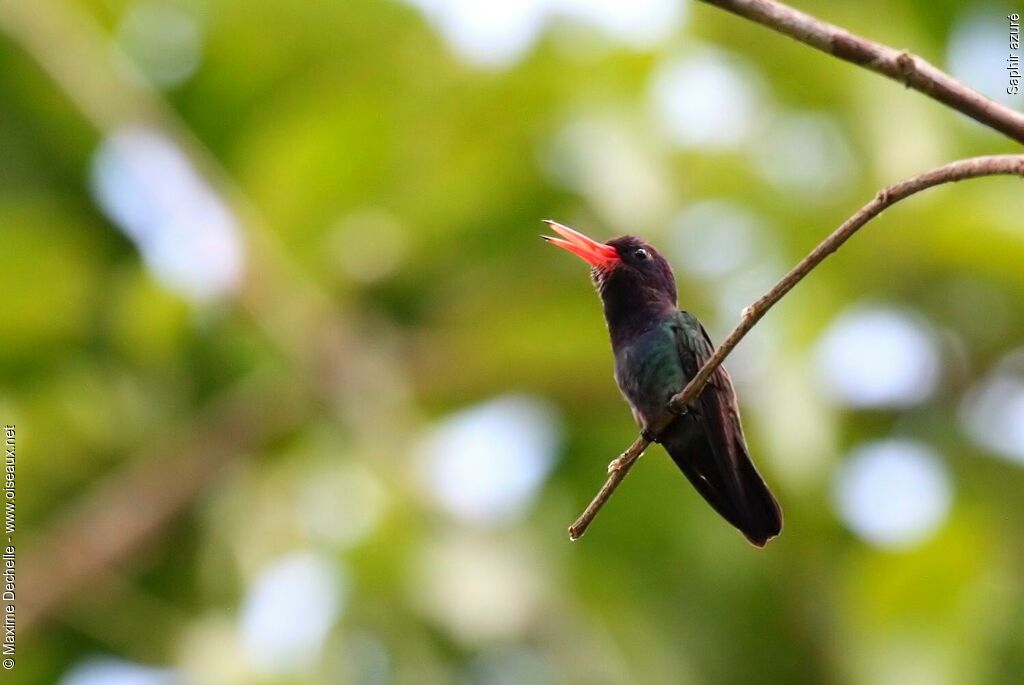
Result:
[543, 220, 782, 546]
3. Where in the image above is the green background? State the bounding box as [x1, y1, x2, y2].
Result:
[2, 0, 1024, 683]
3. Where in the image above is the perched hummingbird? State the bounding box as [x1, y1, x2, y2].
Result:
[544, 220, 782, 546]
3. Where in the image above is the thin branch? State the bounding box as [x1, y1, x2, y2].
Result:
[569, 154, 1024, 541]
[697, 0, 1024, 145]
[569, 0, 1024, 540]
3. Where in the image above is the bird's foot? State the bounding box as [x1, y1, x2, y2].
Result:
[668, 402, 690, 417]
[641, 429, 659, 443]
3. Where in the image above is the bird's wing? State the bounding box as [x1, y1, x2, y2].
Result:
[665, 311, 782, 546]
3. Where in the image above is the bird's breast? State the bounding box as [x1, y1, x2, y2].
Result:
[613, 325, 686, 420]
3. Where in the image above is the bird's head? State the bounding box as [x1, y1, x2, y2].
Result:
[542, 220, 677, 308]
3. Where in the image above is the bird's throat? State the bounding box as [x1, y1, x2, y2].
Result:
[594, 267, 677, 349]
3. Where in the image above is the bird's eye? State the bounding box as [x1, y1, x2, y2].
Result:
[634, 248, 650, 260]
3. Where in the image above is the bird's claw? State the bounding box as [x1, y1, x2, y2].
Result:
[641, 429, 658, 443]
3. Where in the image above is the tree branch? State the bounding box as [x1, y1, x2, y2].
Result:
[698, 0, 1024, 145]
[568, 154, 1024, 541]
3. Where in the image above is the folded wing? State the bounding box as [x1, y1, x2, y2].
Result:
[660, 311, 783, 547]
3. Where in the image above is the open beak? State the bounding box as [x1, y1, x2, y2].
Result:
[542, 220, 620, 268]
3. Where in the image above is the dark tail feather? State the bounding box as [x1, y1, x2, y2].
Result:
[729, 448, 783, 547]
[660, 418, 782, 547]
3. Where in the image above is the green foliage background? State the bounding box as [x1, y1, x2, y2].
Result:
[2, 0, 1024, 683]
